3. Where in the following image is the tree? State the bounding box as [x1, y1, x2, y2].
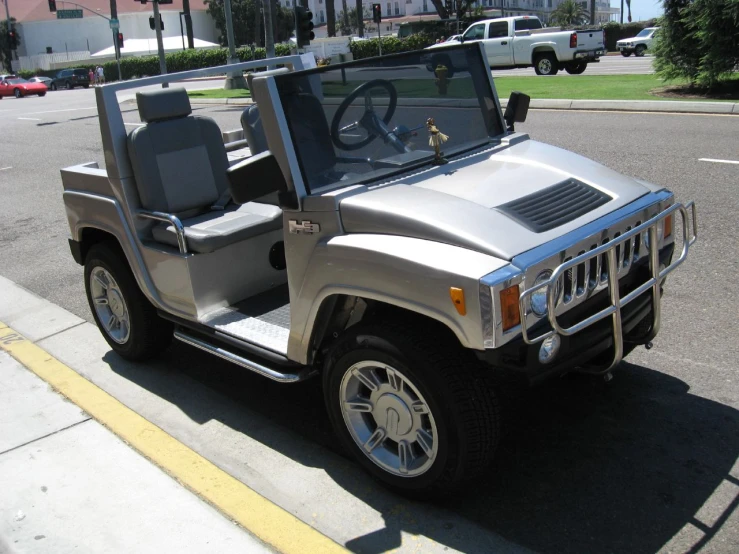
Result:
[654, 0, 739, 88]
[0, 19, 20, 73]
[326, 0, 337, 37]
[549, 0, 590, 26]
[204, 0, 294, 46]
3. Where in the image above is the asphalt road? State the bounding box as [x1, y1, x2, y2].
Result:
[1, 85, 738, 553]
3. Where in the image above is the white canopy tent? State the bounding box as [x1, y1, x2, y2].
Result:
[91, 36, 219, 58]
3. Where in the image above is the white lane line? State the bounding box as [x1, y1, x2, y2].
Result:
[699, 158, 739, 165]
[14, 106, 97, 116]
[0, 167, 12, 171]
[17, 117, 41, 121]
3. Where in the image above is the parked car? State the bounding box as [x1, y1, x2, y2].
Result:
[617, 27, 660, 57]
[27, 76, 52, 86]
[426, 16, 605, 75]
[61, 45, 697, 495]
[0, 77, 47, 98]
[49, 68, 91, 90]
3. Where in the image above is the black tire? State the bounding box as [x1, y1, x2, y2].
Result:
[431, 54, 455, 78]
[66, 80, 72, 89]
[635, 45, 646, 57]
[50, 82, 57, 91]
[565, 61, 587, 75]
[621, 51, 632, 57]
[84, 241, 173, 361]
[14, 88, 22, 98]
[534, 52, 559, 75]
[83, 84, 89, 89]
[323, 321, 500, 497]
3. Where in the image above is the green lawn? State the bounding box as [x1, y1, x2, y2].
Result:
[188, 88, 251, 99]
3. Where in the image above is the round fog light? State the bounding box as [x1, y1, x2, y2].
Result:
[538, 334, 561, 364]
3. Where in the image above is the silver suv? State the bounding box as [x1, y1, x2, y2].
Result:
[61, 44, 696, 495]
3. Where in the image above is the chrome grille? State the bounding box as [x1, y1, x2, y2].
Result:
[496, 179, 611, 233]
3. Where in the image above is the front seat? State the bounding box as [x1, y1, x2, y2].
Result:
[127, 88, 282, 254]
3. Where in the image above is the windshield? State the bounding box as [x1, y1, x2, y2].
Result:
[7, 78, 27, 84]
[275, 45, 503, 193]
[636, 28, 653, 37]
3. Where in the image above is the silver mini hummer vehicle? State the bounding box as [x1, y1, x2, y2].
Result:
[62, 45, 697, 495]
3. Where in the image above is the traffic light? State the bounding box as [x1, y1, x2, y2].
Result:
[295, 6, 314, 48]
[372, 3, 382, 24]
[48, 0, 57, 12]
[117, 33, 124, 49]
[149, 15, 164, 30]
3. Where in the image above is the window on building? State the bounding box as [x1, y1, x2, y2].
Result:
[320, 10, 325, 22]
[548, 0, 552, 6]
[395, 1, 400, 14]
[423, 0, 428, 12]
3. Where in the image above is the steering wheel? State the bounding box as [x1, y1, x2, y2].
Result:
[330, 79, 398, 151]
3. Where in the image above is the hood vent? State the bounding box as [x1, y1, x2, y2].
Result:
[496, 178, 611, 233]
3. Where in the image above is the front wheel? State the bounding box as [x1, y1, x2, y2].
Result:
[38, 92, 46, 97]
[323, 322, 500, 497]
[50, 83, 57, 91]
[66, 80, 73, 89]
[621, 50, 632, 57]
[565, 61, 587, 75]
[635, 45, 646, 57]
[14, 89, 22, 98]
[534, 52, 559, 75]
[84, 241, 173, 361]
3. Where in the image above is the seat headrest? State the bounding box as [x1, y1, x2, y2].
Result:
[136, 88, 192, 123]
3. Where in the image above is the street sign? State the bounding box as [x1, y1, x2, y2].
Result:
[57, 9, 83, 19]
[110, 18, 120, 30]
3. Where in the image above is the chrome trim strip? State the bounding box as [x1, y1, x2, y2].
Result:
[174, 331, 315, 383]
[137, 210, 187, 254]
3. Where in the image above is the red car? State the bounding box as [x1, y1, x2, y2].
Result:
[0, 76, 48, 99]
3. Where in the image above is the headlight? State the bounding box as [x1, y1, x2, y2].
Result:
[530, 270, 559, 317]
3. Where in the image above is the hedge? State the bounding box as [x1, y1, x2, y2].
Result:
[101, 43, 293, 82]
[349, 33, 436, 60]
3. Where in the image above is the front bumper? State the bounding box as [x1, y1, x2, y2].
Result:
[516, 202, 697, 376]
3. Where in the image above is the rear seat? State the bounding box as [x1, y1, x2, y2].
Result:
[127, 87, 282, 254]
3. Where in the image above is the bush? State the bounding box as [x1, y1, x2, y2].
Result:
[101, 44, 294, 82]
[654, 0, 739, 88]
[349, 33, 436, 60]
[601, 21, 656, 51]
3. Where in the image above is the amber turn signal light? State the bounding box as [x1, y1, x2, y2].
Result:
[500, 285, 521, 332]
[450, 287, 466, 316]
[664, 213, 672, 239]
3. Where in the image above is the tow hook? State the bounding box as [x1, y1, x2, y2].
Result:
[645, 342, 653, 350]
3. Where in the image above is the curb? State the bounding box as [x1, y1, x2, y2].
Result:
[186, 95, 738, 114]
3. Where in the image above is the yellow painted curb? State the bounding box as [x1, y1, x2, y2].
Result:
[0, 322, 347, 554]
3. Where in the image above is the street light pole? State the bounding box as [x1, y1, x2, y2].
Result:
[152, 0, 168, 88]
[182, 0, 194, 49]
[109, 0, 122, 82]
[223, 0, 247, 89]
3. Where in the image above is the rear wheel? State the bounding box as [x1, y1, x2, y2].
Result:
[83, 84, 89, 89]
[38, 92, 46, 97]
[14, 89, 22, 98]
[635, 45, 646, 57]
[84, 241, 173, 361]
[65, 80, 73, 89]
[50, 82, 57, 91]
[323, 321, 500, 497]
[565, 61, 587, 75]
[534, 52, 559, 75]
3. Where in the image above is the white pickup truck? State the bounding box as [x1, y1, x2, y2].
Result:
[426, 16, 605, 76]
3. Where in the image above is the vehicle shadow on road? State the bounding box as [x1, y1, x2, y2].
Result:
[106, 347, 739, 554]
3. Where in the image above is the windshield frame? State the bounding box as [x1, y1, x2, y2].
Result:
[271, 43, 505, 198]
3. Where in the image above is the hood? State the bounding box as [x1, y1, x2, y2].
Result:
[339, 140, 655, 261]
[617, 37, 640, 44]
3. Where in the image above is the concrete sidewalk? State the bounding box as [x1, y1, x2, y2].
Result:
[0, 350, 274, 554]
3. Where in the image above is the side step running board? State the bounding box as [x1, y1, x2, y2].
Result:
[174, 330, 316, 383]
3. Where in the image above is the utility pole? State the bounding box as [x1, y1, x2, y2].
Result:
[263, 0, 275, 60]
[109, 0, 122, 82]
[620, 0, 624, 24]
[223, 0, 247, 89]
[152, 0, 168, 87]
[3, 0, 12, 67]
[590, 0, 596, 26]
[182, 0, 194, 49]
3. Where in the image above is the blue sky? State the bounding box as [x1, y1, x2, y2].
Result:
[610, 0, 664, 22]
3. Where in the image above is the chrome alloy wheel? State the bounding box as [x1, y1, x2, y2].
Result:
[538, 58, 552, 74]
[89, 266, 131, 344]
[340, 361, 439, 477]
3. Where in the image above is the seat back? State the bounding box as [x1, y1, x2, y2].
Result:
[127, 88, 229, 215]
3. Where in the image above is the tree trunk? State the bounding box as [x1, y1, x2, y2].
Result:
[254, 2, 263, 47]
[342, 0, 349, 32]
[355, 0, 363, 37]
[430, 0, 449, 19]
[327, 0, 337, 37]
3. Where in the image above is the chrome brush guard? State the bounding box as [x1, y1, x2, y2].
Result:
[519, 202, 698, 373]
